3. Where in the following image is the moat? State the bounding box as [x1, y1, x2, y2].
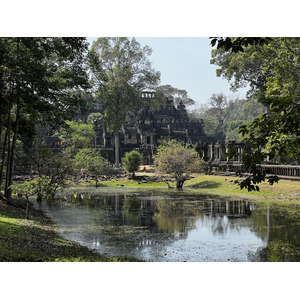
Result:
[36, 188, 300, 262]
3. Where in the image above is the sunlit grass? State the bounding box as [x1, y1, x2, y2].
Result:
[84, 171, 300, 202]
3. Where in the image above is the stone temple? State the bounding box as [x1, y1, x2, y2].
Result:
[83, 91, 218, 164]
[44, 91, 300, 179]
[45, 91, 228, 165]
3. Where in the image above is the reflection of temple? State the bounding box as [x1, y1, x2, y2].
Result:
[207, 200, 253, 218]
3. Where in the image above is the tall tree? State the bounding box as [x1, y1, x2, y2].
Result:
[87, 37, 160, 167]
[0, 37, 90, 201]
[156, 84, 195, 107]
[211, 37, 300, 190]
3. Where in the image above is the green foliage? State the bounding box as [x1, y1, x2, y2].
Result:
[87, 112, 104, 131]
[190, 94, 265, 143]
[211, 37, 300, 191]
[0, 37, 90, 127]
[12, 177, 59, 201]
[210, 37, 271, 52]
[58, 120, 96, 154]
[154, 140, 206, 189]
[156, 84, 195, 107]
[30, 148, 73, 192]
[0, 37, 90, 200]
[226, 120, 244, 142]
[11, 177, 55, 218]
[74, 148, 112, 186]
[11, 181, 35, 199]
[121, 150, 142, 178]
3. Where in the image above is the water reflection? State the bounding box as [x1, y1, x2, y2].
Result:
[38, 189, 300, 262]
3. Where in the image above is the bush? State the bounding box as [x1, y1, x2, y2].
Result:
[122, 150, 142, 179]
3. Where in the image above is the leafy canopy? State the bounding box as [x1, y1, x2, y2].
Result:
[74, 148, 111, 183]
[58, 120, 96, 154]
[211, 37, 300, 190]
[88, 37, 161, 133]
[154, 140, 205, 189]
[156, 85, 195, 107]
[122, 150, 142, 178]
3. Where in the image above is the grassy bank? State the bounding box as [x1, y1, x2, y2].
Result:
[0, 197, 142, 262]
[78, 165, 300, 202]
[185, 174, 300, 202]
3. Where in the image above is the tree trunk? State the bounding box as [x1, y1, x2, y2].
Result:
[4, 111, 12, 199]
[25, 196, 30, 220]
[176, 180, 184, 190]
[0, 128, 8, 188]
[36, 193, 42, 202]
[5, 38, 21, 202]
[114, 132, 120, 168]
[6, 103, 21, 201]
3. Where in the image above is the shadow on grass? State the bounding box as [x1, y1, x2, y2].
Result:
[188, 180, 223, 189]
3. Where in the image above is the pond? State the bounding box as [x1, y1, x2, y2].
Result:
[36, 187, 300, 262]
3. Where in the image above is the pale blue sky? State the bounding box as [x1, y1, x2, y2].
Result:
[87, 37, 248, 108]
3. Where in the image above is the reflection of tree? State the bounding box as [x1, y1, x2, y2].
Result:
[154, 216, 192, 236]
[153, 198, 204, 235]
[249, 204, 300, 261]
[250, 204, 300, 246]
[122, 196, 142, 222]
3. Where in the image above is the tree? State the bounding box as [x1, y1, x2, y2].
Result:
[154, 140, 205, 190]
[0, 37, 90, 202]
[189, 93, 258, 143]
[58, 121, 96, 155]
[225, 99, 265, 142]
[74, 148, 111, 187]
[10, 181, 34, 219]
[156, 85, 195, 107]
[88, 37, 160, 167]
[30, 148, 74, 200]
[211, 37, 300, 190]
[122, 150, 142, 179]
[11, 177, 55, 219]
[206, 93, 231, 143]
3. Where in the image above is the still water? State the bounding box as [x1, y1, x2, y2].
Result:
[37, 188, 300, 262]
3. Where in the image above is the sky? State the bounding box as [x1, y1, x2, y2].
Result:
[87, 37, 248, 108]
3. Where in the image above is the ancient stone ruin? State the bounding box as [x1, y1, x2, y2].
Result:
[43, 92, 300, 180]
[89, 92, 218, 164]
